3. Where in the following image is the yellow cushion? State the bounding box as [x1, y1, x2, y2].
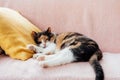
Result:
[0, 8, 41, 60]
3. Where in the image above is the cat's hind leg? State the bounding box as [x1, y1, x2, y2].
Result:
[38, 48, 75, 68]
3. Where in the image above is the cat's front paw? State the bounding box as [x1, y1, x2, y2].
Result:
[33, 54, 43, 59]
[39, 62, 49, 68]
[37, 55, 46, 61]
[26, 44, 36, 52]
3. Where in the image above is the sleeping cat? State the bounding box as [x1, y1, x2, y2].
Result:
[27, 27, 104, 80]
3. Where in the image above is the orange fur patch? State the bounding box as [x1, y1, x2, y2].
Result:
[56, 32, 73, 49]
[38, 35, 48, 42]
[70, 42, 81, 49]
[50, 35, 56, 42]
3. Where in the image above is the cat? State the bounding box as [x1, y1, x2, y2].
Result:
[27, 27, 104, 80]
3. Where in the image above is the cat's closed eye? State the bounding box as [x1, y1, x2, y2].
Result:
[70, 41, 77, 45]
[38, 41, 41, 44]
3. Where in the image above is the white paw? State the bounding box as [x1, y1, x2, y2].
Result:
[26, 44, 36, 51]
[33, 54, 43, 59]
[34, 54, 53, 61]
[33, 53, 48, 61]
[35, 47, 44, 53]
[39, 62, 49, 68]
[37, 55, 46, 61]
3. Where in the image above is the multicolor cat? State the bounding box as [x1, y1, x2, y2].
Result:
[27, 27, 104, 80]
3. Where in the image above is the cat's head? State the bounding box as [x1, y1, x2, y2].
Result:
[32, 27, 55, 48]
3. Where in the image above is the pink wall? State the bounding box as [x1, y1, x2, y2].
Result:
[0, 0, 120, 52]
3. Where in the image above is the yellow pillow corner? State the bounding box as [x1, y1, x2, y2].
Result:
[0, 7, 41, 60]
[9, 49, 34, 61]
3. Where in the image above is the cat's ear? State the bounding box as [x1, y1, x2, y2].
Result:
[46, 27, 51, 33]
[31, 31, 37, 39]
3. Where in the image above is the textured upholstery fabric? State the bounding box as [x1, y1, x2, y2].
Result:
[0, 52, 120, 80]
[0, 0, 120, 80]
[0, 0, 120, 52]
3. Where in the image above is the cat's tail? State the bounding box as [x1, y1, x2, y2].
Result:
[89, 50, 104, 80]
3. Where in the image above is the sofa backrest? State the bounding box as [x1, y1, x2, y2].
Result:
[0, 0, 120, 53]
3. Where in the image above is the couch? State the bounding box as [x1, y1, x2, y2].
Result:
[0, 0, 120, 80]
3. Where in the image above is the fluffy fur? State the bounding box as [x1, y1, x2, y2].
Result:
[27, 27, 104, 80]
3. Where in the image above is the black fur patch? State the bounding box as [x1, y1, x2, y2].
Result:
[33, 31, 54, 44]
[91, 60, 104, 80]
[63, 33, 83, 40]
[71, 37, 99, 61]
